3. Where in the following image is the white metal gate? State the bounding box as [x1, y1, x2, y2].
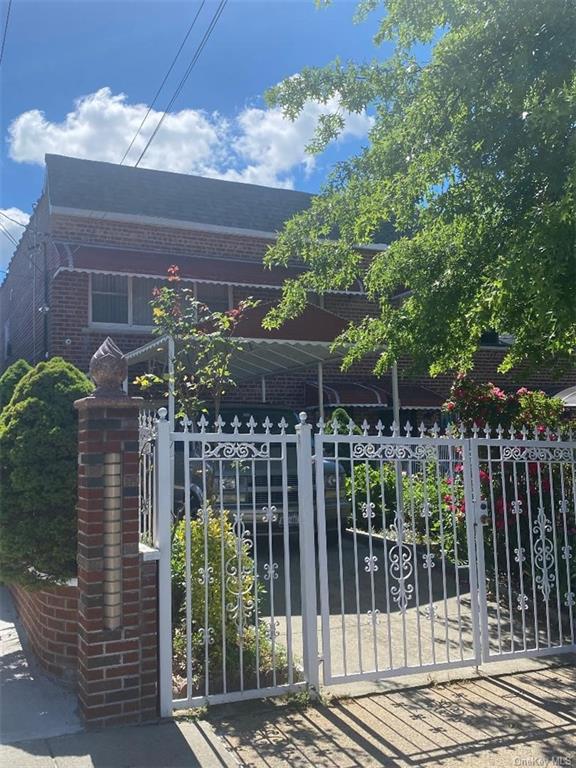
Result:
[140, 410, 576, 714]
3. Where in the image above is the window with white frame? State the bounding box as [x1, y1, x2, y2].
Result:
[91, 274, 129, 324]
[90, 274, 232, 326]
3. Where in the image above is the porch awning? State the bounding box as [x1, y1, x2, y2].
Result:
[554, 385, 576, 407]
[56, 243, 365, 293]
[124, 303, 349, 381]
[304, 379, 444, 410]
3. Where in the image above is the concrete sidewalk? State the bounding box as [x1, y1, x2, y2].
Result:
[0, 720, 238, 768]
[3, 658, 575, 767]
[0, 586, 82, 745]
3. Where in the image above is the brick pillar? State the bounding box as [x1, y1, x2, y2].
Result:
[74, 338, 159, 728]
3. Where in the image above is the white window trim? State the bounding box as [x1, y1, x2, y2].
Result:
[88, 274, 233, 329]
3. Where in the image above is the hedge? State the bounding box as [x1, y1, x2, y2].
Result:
[0, 357, 93, 586]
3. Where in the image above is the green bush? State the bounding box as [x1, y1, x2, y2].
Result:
[0, 359, 31, 411]
[345, 460, 469, 563]
[171, 510, 290, 694]
[0, 357, 93, 585]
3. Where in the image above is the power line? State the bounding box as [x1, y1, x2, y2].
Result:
[0, 209, 27, 227]
[0, 0, 12, 68]
[0, 221, 18, 247]
[134, 0, 228, 168]
[120, 1, 207, 165]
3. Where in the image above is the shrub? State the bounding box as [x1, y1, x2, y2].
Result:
[346, 460, 468, 563]
[0, 357, 93, 585]
[443, 374, 565, 431]
[171, 510, 290, 694]
[0, 359, 31, 411]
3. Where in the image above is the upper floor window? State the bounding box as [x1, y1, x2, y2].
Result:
[196, 282, 230, 313]
[90, 274, 232, 327]
[91, 274, 128, 324]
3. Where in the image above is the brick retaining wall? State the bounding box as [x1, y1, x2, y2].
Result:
[10, 583, 79, 682]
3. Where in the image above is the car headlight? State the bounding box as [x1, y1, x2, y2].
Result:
[326, 474, 338, 488]
[221, 477, 236, 490]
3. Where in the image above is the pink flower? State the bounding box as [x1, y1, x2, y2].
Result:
[516, 387, 529, 396]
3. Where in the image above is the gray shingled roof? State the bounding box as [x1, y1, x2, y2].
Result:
[45, 154, 315, 234]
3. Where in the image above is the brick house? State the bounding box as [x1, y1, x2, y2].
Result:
[1, 154, 574, 423]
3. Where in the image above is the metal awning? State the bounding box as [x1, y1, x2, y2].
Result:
[124, 333, 343, 380]
[555, 385, 576, 408]
[304, 379, 444, 410]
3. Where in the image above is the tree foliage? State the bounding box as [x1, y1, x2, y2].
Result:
[264, 0, 576, 377]
[0, 357, 93, 585]
[0, 359, 32, 411]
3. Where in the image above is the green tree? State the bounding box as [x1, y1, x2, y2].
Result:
[0, 358, 93, 585]
[264, 0, 576, 377]
[0, 359, 32, 411]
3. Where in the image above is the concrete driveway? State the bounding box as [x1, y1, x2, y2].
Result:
[209, 659, 576, 767]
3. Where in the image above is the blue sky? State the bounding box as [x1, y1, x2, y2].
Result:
[0, 0, 393, 270]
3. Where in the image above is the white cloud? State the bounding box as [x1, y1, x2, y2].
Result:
[7, 86, 372, 189]
[0, 208, 30, 274]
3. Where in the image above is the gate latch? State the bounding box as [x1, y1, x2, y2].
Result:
[478, 499, 489, 525]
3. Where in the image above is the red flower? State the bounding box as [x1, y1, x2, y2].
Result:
[167, 264, 180, 282]
[446, 401, 455, 411]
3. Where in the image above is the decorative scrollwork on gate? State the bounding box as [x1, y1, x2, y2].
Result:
[422, 553, 435, 569]
[264, 562, 279, 580]
[351, 443, 436, 461]
[198, 626, 215, 645]
[364, 555, 379, 573]
[388, 511, 414, 612]
[362, 501, 375, 520]
[565, 592, 575, 608]
[533, 507, 555, 602]
[501, 446, 572, 462]
[517, 594, 529, 612]
[367, 608, 381, 626]
[225, 510, 255, 631]
[203, 441, 270, 459]
[198, 566, 214, 585]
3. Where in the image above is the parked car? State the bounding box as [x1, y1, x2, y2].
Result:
[173, 406, 349, 536]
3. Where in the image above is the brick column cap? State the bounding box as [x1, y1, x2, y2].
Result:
[74, 395, 143, 411]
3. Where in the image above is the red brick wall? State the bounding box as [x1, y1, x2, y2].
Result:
[51, 214, 279, 264]
[0, 195, 58, 368]
[10, 584, 78, 682]
[75, 398, 159, 727]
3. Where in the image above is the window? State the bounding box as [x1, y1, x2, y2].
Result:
[90, 274, 232, 326]
[91, 274, 128, 324]
[196, 283, 230, 312]
[132, 278, 157, 326]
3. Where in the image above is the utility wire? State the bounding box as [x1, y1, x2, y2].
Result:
[0, 220, 18, 246]
[134, 0, 228, 168]
[0, 209, 27, 227]
[120, 0, 207, 165]
[0, 0, 12, 68]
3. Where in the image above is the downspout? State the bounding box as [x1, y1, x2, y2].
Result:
[43, 241, 49, 360]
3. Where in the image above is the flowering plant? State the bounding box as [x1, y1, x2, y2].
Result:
[443, 374, 565, 432]
[134, 265, 258, 418]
